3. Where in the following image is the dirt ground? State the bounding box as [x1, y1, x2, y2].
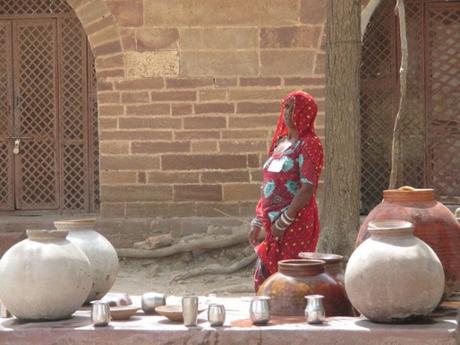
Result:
[111, 243, 256, 297]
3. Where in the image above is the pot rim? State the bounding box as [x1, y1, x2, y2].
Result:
[54, 218, 97, 230]
[368, 219, 414, 236]
[298, 252, 343, 264]
[27, 229, 69, 240]
[278, 259, 326, 276]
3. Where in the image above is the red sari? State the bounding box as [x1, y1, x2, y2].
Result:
[254, 91, 324, 291]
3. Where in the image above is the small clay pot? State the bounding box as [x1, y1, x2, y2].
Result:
[257, 259, 352, 317]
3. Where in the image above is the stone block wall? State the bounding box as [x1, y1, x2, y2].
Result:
[66, 0, 327, 245]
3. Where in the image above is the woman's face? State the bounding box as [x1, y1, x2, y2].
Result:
[283, 96, 296, 130]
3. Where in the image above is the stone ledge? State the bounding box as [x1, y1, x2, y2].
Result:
[0, 297, 457, 345]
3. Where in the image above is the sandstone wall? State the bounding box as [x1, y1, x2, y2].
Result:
[66, 0, 327, 245]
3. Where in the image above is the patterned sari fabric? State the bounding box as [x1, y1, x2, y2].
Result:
[254, 91, 324, 291]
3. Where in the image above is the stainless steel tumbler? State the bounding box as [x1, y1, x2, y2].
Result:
[91, 302, 111, 327]
[207, 303, 225, 327]
[182, 296, 199, 327]
[249, 296, 270, 325]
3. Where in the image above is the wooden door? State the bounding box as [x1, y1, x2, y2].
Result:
[0, 20, 14, 210]
[13, 18, 60, 210]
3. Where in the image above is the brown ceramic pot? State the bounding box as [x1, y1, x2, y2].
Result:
[357, 187, 460, 296]
[257, 259, 352, 317]
[298, 252, 345, 285]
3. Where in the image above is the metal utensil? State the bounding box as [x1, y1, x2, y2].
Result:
[182, 296, 199, 327]
[305, 295, 325, 324]
[249, 296, 270, 325]
[141, 292, 166, 314]
[91, 302, 111, 327]
[207, 304, 225, 327]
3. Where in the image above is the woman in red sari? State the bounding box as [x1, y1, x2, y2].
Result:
[249, 90, 324, 291]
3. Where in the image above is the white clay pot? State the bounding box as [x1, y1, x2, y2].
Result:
[0, 230, 92, 321]
[345, 220, 445, 323]
[54, 218, 119, 303]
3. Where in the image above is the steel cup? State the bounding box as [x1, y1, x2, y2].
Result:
[207, 304, 225, 327]
[182, 296, 199, 327]
[305, 295, 325, 324]
[249, 296, 270, 325]
[141, 292, 166, 314]
[91, 302, 111, 327]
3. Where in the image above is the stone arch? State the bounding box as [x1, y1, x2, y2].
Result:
[65, 0, 125, 78]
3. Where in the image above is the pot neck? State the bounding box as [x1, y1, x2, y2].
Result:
[278, 259, 325, 277]
[383, 188, 434, 203]
[54, 218, 96, 231]
[27, 229, 68, 241]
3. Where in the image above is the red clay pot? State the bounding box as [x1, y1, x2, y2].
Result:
[298, 252, 345, 285]
[257, 259, 352, 317]
[357, 187, 460, 296]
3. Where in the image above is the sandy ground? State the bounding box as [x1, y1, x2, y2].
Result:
[111, 243, 256, 297]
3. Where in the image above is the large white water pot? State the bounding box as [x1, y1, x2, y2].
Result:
[345, 220, 445, 323]
[0, 230, 92, 321]
[54, 218, 119, 303]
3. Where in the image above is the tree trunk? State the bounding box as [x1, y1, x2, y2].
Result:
[318, 0, 362, 257]
[388, 0, 408, 189]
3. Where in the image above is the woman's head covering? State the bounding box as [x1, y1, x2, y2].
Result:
[269, 90, 318, 155]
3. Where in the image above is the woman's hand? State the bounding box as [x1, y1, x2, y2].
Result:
[271, 222, 285, 243]
[249, 224, 262, 247]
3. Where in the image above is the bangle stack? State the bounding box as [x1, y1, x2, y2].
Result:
[274, 211, 295, 231]
[251, 217, 263, 228]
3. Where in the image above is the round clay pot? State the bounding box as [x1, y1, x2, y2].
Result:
[356, 187, 460, 296]
[54, 218, 119, 303]
[346, 220, 445, 323]
[0, 230, 92, 321]
[298, 252, 345, 285]
[257, 259, 352, 317]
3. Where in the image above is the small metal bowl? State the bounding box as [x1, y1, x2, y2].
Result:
[141, 292, 167, 314]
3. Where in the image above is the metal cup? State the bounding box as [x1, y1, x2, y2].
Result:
[305, 295, 325, 324]
[91, 302, 111, 327]
[0, 300, 11, 318]
[249, 296, 270, 325]
[182, 296, 199, 327]
[141, 292, 166, 314]
[207, 304, 225, 327]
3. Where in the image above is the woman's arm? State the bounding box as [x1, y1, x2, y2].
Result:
[286, 183, 314, 219]
[272, 183, 314, 240]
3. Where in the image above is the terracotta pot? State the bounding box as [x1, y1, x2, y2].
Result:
[54, 218, 119, 303]
[346, 220, 444, 323]
[357, 187, 460, 296]
[0, 230, 92, 321]
[0, 232, 26, 257]
[298, 252, 345, 285]
[257, 259, 352, 317]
